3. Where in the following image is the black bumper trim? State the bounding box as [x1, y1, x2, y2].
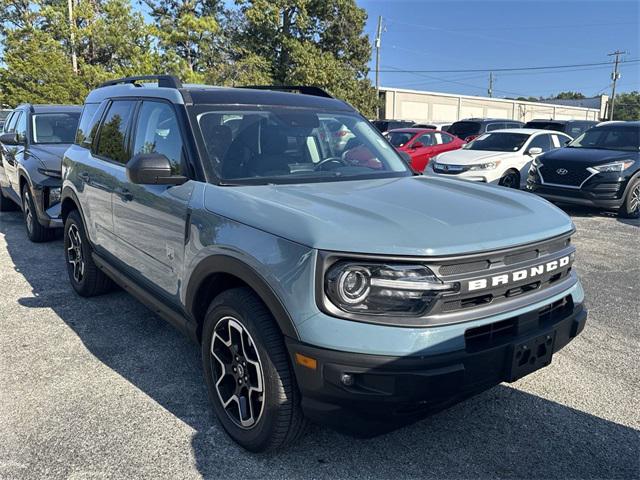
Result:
[287, 303, 586, 436]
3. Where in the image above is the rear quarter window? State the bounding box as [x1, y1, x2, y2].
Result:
[75, 103, 106, 148]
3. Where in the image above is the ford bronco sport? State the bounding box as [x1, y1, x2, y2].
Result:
[61, 75, 587, 452]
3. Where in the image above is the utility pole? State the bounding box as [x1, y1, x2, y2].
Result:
[487, 72, 494, 98]
[375, 15, 383, 119]
[68, 0, 78, 75]
[607, 50, 626, 120]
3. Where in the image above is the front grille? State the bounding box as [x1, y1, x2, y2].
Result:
[539, 165, 591, 186]
[433, 164, 470, 174]
[464, 295, 574, 352]
[440, 260, 490, 276]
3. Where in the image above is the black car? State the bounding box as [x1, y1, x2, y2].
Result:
[524, 119, 599, 139]
[0, 104, 81, 241]
[372, 119, 415, 133]
[448, 118, 524, 142]
[527, 121, 640, 218]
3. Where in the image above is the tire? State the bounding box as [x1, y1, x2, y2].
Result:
[0, 186, 18, 212]
[202, 287, 307, 452]
[64, 209, 113, 296]
[619, 177, 640, 219]
[498, 170, 520, 189]
[22, 185, 54, 242]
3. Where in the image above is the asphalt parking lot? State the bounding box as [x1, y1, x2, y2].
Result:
[0, 206, 638, 480]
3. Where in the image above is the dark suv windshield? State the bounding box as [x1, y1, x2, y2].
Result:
[32, 112, 81, 144]
[569, 126, 639, 152]
[194, 107, 411, 184]
[448, 121, 481, 139]
[467, 132, 529, 152]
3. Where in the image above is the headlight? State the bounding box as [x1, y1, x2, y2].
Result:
[37, 167, 62, 178]
[590, 160, 634, 173]
[468, 160, 501, 171]
[325, 261, 457, 316]
[48, 187, 61, 206]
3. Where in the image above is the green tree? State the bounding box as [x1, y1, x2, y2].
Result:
[613, 91, 640, 120]
[142, 0, 223, 81]
[554, 91, 586, 100]
[0, 29, 85, 105]
[235, 0, 376, 115]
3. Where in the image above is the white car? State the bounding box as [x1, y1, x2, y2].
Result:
[425, 128, 572, 188]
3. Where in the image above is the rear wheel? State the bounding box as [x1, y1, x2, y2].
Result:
[64, 209, 113, 296]
[22, 185, 53, 242]
[499, 170, 520, 189]
[619, 178, 640, 219]
[202, 288, 307, 452]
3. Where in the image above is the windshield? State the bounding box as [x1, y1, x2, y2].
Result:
[568, 126, 639, 152]
[448, 121, 481, 138]
[466, 132, 529, 152]
[32, 113, 80, 144]
[386, 131, 415, 147]
[194, 107, 411, 185]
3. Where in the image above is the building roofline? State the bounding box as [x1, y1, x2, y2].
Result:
[379, 86, 600, 112]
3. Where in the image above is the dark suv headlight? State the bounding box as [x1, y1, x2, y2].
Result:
[324, 261, 457, 316]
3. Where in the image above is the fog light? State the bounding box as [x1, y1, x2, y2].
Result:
[340, 373, 354, 386]
[48, 187, 61, 206]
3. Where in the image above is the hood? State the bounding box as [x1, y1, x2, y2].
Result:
[203, 176, 573, 256]
[28, 144, 71, 171]
[540, 147, 638, 165]
[435, 149, 517, 165]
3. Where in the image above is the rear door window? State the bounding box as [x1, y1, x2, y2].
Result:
[95, 100, 136, 164]
[4, 111, 21, 134]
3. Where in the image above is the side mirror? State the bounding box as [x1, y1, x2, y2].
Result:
[411, 142, 424, 149]
[126, 153, 188, 185]
[0, 132, 21, 146]
[527, 147, 543, 156]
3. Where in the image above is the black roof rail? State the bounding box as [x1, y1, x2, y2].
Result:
[98, 75, 183, 89]
[239, 85, 333, 99]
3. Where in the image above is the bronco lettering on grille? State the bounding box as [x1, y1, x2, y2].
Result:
[467, 255, 571, 292]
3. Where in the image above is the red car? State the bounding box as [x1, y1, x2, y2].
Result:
[385, 128, 465, 172]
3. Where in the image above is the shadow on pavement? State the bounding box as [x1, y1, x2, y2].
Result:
[1, 210, 637, 479]
[556, 204, 639, 227]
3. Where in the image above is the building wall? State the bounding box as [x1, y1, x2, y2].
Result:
[381, 88, 601, 123]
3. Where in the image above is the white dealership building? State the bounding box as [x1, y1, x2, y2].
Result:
[379, 87, 606, 123]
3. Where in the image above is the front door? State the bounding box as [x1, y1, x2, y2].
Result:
[3, 111, 26, 196]
[112, 100, 194, 302]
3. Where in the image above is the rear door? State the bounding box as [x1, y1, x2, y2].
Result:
[0, 111, 19, 193]
[111, 99, 195, 301]
[84, 100, 136, 248]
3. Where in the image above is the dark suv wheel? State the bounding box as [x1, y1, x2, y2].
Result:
[22, 185, 53, 242]
[619, 178, 640, 219]
[64, 209, 113, 296]
[202, 288, 307, 452]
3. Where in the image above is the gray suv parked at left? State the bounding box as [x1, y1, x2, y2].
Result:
[0, 104, 81, 241]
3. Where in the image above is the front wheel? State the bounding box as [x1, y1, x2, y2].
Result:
[202, 288, 307, 452]
[619, 178, 640, 219]
[499, 170, 520, 189]
[22, 185, 53, 242]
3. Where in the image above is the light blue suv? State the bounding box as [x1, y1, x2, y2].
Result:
[61, 76, 587, 452]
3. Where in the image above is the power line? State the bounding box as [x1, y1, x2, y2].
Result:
[378, 59, 640, 74]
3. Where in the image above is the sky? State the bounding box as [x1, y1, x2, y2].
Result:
[359, 0, 640, 99]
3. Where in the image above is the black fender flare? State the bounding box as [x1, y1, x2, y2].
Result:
[185, 255, 300, 340]
[621, 168, 640, 200]
[60, 186, 91, 237]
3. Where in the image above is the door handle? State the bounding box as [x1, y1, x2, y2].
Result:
[115, 187, 133, 201]
[78, 172, 90, 182]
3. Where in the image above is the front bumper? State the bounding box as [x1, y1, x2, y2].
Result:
[526, 173, 629, 210]
[287, 298, 586, 436]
